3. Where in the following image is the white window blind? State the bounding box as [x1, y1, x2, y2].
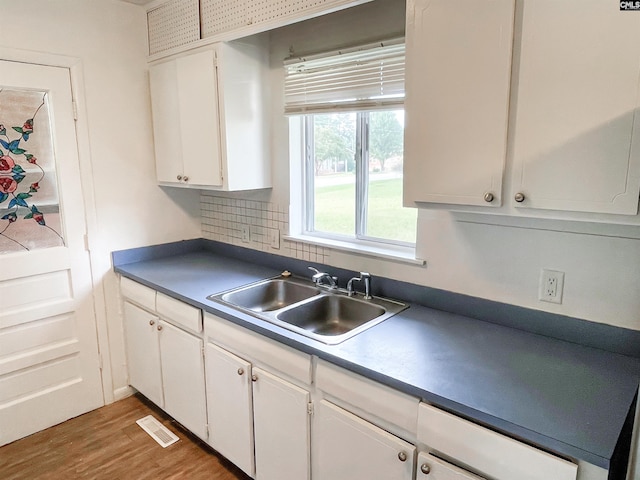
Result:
[284, 39, 405, 115]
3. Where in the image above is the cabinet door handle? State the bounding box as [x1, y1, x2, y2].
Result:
[420, 463, 431, 475]
[483, 192, 494, 203]
[237, 368, 244, 376]
[177, 175, 182, 181]
[251, 374, 258, 382]
[515, 192, 525, 202]
[397, 451, 407, 462]
[157, 325, 162, 331]
[149, 319, 155, 326]
[183, 176, 189, 182]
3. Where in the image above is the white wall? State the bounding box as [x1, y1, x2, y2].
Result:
[1, 0, 202, 402]
[260, 0, 640, 332]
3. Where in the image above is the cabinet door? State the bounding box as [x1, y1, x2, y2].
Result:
[511, 0, 640, 214]
[149, 59, 183, 184]
[417, 453, 485, 480]
[205, 343, 254, 477]
[158, 321, 207, 440]
[176, 50, 223, 187]
[123, 302, 163, 407]
[149, 49, 223, 187]
[312, 400, 415, 480]
[252, 367, 310, 480]
[403, 0, 515, 207]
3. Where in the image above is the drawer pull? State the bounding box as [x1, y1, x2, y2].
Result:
[420, 463, 431, 475]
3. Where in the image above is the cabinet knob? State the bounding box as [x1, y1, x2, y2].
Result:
[397, 451, 407, 462]
[237, 368, 244, 376]
[149, 319, 155, 326]
[176, 175, 182, 181]
[183, 176, 189, 182]
[251, 374, 258, 382]
[483, 192, 494, 203]
[420, 463, 431, 475]
[157, 325, 162, 331]
[515, 192, 525, 203]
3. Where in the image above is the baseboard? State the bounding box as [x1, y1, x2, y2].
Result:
[113, 386, 135, 402]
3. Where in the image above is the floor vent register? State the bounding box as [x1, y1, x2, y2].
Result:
[136, 415, 179, 448]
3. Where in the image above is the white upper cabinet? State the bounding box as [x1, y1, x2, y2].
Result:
[403, 0, 516, 208]
[149, 38, 271, 191]
[403, 0, 640, 219]
[511, 0, 640, 215]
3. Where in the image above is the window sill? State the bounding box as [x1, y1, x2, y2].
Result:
[284, 234, 426, 266]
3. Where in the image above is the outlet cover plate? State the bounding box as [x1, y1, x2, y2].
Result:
[241, 225, 250, 243]
[539, 269, 565, 304]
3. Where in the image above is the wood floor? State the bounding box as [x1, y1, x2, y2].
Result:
[0, 394, 251, 480]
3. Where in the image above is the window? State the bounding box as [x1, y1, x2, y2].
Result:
[286, 40, 417, 247]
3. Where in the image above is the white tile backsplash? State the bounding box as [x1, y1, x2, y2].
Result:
[201, 192, 327, 263]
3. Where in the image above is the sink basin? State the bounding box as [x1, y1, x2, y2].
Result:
[275, 295, 385, 336]
[209, 276, 407, 345]
[217, 279, 320, 312]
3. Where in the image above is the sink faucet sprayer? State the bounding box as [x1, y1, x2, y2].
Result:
[347, 272, 372, 300]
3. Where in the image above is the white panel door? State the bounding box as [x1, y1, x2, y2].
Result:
[123, 302, 163, 407]
[403, 0, 515, 207]
[205, 342, 255, 477]
[417, 453, 486, 480]
[0, 61, 103, 446]
[312, 400, 415, 480]
[159, 320, 207, 440]
[511, 0, 640, 214]
[252, 367, 310, 480]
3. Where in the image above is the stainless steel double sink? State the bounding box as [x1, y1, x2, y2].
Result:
[208, 276, 407, 345]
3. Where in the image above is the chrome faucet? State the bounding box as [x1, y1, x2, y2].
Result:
[308, 266, 338, 289]
[347, 272, 372, 299]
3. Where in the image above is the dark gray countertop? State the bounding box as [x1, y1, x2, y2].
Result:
[113, 243, 640, 473]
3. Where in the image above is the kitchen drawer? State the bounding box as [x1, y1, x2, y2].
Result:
[204, 312, 312, 385]
[156, 293, 202, 334]
[417, 403, 578, 480]
[315, 359, 419, 436]
[120, 277, 156, 311]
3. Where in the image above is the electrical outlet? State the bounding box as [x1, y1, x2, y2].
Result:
[539, 269, 565, 304]
[269, 228, 280, 250]
[241, 225, 250, 243]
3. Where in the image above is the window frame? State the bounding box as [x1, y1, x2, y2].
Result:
[302, 109, 415, 248]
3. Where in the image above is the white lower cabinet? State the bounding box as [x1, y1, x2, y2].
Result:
[252, 367, 310, 480]
[312, 400, 415, 480]
[205, 341, 310, 480]
[417, 453, 485, 480]
[123, 302, 163, 408]
[158, 321, 207, 440]
[418, 403, 578, 480]
[122, 293, 207, 441]
[121, 283, 602, 480]
[205, 343, 254, 476]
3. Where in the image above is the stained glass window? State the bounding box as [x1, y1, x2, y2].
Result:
[0, 88, 64, 253]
